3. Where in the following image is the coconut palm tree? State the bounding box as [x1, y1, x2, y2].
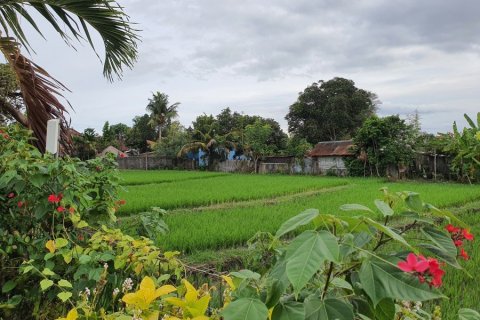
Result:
[146, 92, 179, 141]
[0, 1, 139, 152]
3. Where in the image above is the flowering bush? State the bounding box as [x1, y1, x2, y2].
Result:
[1, 125, 479, 319]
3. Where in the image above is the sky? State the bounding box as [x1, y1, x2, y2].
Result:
[19, 0, 480, 134]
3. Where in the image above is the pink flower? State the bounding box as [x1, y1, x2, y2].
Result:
[398, 254, 445, 288]
[17, 201, 23, 208]
[7, 192, 15, 198]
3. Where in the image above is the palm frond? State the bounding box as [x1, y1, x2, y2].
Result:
[177, 142, 206, 158]
[0, 0, 139, 80]
[0, 36, 71, 152]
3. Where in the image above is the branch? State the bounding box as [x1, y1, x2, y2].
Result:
[0, 96, 28, 126]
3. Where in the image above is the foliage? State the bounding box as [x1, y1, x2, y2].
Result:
[0, 0, 138, 151]
[348, 115, 416, 177]
[443, 113, 480, 182]
[147, 92, 180, 141]
[127, 114, 157, 153]
[244, 120, 274, 173]
[285, 136, 312, 159]
[156, 121, 190, 157]
[285, 77, 378, 144]
[72, 128, 100, 160]
[0, 63, 23, 125]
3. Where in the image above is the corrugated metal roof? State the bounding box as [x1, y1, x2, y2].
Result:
[308, 140, 354, 157]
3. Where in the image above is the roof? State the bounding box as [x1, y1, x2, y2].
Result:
[308, 140, 354, 157]
[99, 146, 127, 157]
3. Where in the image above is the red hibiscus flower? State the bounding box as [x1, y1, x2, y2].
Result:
[398, 253, 429, 273]
[7, 192, 15, 198]
[48, 194, 60, 203]
[56, 206, 65, 213]
[460, 248, 469, 260]
[454, 240, 463, 247]
[462, 229, 474, 241]
[445, 224, 460, 233]
[17, 201, 23, 208]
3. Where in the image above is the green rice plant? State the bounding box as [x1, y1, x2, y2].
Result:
[119, 170, 227, 185]
[118, 174, 347, 213]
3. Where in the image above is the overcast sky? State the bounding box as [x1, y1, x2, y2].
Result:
[21, 0, 480, 134]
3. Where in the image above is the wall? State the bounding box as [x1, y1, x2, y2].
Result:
[117, 155, 195, 170]
[215, 160, 254, 173]
[315, 156, 348, 175]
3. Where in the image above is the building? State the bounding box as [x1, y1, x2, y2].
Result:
[307, 140, 354, 175]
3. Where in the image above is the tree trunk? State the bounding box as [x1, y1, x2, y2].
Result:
[0, 97, 28, 127]
[158, 125, 162, 141]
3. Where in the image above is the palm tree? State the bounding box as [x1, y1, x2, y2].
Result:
[178, 125, 235, 167]
[146, 92, 179, 141]
[0, 1, 139, 152]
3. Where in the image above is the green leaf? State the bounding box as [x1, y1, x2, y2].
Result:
[459, 308, 480, 320]
[221, 298, 268, 320]
[340, 204, 374, 213]
[230, 269, 261, 281]
[78, 254, 92, 264]
[330, 277, 353, 291]
[2, 280, 17, 293]
[22, 265, 34, 274]
[42, 268, 55, 276]
[405, 192, 423, 212]
[58, 279, 72, 288]
[271, 301, 304, 320]
[421, 226, 459, 268]
[419, 244, 461, 269]
[374, 199, 394, 217]
[359, 258, 444, 306]
[375, 299, 396, 320]
[76, 220, 89, 228]
[285, 230, 339, 293]
[424, 204, 465, 227]
[275, 209, 319, 238]
[265, 257, 289, 308]
[54, 238, 69, 249]
[363, 218, 413, 250]
[57, 291, 72, 302]
[40, 279, 54, 291]
[304, 297, 354, 320]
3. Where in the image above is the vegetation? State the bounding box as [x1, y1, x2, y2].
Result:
[285, 77, 378, 144]
[146, 92, 180, 142]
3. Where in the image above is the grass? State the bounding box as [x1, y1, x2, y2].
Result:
[118, 174, 347, 213]
[152, 179, 480, 252]
[119, 170, 227, 185]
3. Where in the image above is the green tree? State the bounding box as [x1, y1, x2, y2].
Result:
[127, 114, 157, 153]
[72, 128, 99, 160]
[286, 77, 377, 144]
[245, 120, 274, 173]
[146, 92, 180, 141]
[348, 115, 416, 177]
[0, 1, 138, 152]
[286, 136, 312, 159]
[0, 63, 23, 125]
[444, 113, 480, 183]
[156, 121, 189, 157]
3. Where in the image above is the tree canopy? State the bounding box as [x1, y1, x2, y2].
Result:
[285, 77, 378, 144]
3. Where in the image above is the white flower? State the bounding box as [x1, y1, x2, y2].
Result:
[103, 262, 109, 269]
[84, 287, 91, 297]
[122, 277, 134, 292]
[113, 288, 120, 296]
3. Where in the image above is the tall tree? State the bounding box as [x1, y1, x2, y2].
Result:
[244, 120, 274, 173]
[146, 92, 180, 141]
[126, 114, 156, 153]
[286, 77, 378, 144]
[0, 1, 138, 152]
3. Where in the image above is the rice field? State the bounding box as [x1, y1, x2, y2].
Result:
[117, 170, 480, 318]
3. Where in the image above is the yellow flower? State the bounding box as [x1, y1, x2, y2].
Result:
[165, 279, 211, 318]
[122, 276, 176, 310]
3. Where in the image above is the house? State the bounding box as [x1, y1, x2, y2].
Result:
[99, 146, 127, 158]
[307, 140, 354, 175]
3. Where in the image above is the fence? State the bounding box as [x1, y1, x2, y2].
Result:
[117, 155, 195, 170]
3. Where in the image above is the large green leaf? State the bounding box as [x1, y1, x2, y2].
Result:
[359, 258, 444, 306]
[424, 204, 465, 227]
[304, 297, 354, 320]
[285, 231, 339, 293]
[375, 299, 396, 320]
[340, 204, 374, 213]
[221, 298, 268, 320]
[271, 301, 304, 320]
[421, 226, 460, 268]
[374, 199, 394, 217]
[404, 192, 423, 212]
[459, 308, 480, 320]
[265, 257, 289, 308]
[275, 209, 319, 238]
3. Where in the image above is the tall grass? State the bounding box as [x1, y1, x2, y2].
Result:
[120, 170, 227, 185]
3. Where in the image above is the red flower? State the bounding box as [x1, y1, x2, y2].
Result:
[454, 240, 463, 247]
[398, 253, 429, 273]
[17, 201, 23, 208]
[48, 194, 60, 203]
[68, 207, 75, 214]
[7, 192, 15, 198]
[462, 229, 474, 241]
[2, 133, 9, 139]
[460, 248, 469, 260]
[118, 199, 126, 205]
[56, 206, 65, 213]
[446, 224, 460, 233]
[119, 153, 126, 158]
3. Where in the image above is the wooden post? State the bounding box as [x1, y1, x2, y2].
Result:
[46, 119, 60, 157]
